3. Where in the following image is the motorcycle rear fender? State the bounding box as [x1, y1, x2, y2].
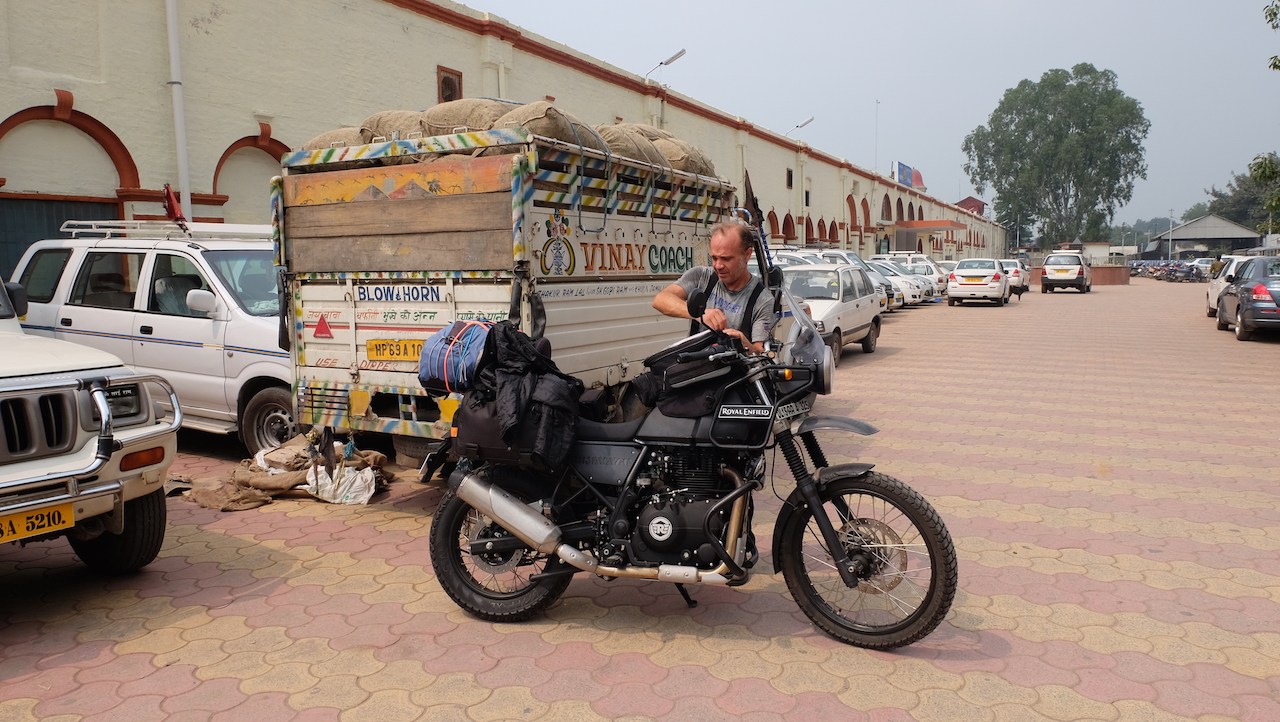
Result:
[796, 415, 879, 436]
[770, 462, 875, 574]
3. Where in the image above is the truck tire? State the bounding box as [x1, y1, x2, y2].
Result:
[68, 489, 167, 574]
[393, 434, 440, 461]
[241, 387, 297, 456]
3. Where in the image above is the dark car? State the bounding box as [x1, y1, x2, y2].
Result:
[1215, 257, 1280, 341]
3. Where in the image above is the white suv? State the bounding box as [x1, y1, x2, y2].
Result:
[12, 221, 293, 455]
[1040, 252, 1092, 293]
[2, 280, 181, 573]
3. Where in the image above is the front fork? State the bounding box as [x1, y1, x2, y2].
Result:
[777, 428, 861, 588]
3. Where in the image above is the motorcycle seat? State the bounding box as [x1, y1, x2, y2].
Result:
[576, 415, 647, 442]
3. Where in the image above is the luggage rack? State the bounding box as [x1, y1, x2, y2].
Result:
[60, 219, 271, 240]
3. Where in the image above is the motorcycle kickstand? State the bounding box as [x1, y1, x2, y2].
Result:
[674, 583, 697, 608]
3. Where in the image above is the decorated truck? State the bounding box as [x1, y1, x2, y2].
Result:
[273, 126, 735, 458]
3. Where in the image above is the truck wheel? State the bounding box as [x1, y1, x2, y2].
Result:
[68, 489, 167, 574]
[241, 387, 297, 456]
[392, 434, 441, 461]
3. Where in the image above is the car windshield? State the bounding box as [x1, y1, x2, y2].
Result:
[872, 263, 900, 276]
[1000, 261, 1018, 270]
[906, 265, 933, 275]
[955, 259, 996, 270]
[203, 249, 279, 316]
[1045, 255, 1083, 265]
[782, 269, 841, 300]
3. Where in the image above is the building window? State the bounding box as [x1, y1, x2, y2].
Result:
[804, 191, 810, 207]
[786, 169, 793, 189]
[438, 66, 463, 104]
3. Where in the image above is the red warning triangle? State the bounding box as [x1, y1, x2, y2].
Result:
[313, 315, 334, 339]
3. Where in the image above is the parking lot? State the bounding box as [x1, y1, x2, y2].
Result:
[3, 278, 1279, 721]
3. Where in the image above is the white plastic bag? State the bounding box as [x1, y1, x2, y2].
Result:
[303, 465, 377, 505]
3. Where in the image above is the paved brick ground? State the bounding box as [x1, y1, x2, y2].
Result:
[3, 278, 1279, 721]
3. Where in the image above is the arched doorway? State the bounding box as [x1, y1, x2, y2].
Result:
[782, 214, 796, 241]
[895, 199, 904, 223]
[767, 211, 780, 239]
[880, 195, 892, 221]
[213, 128, 291, 224]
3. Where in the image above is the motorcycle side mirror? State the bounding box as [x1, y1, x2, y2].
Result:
[687, 290, 708, 320]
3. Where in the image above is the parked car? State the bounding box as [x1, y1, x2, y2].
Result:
[870, 261, 926, 305]
[774, 251, 823, 266]
[1215, 257, 1280, 341]
[12, 220, 294, 455]
[947, 258, 1010, 305]
[938, 261, 958, 273]
[900, 262, 946, 296]
[884, 262, 937, 300]
[1040, 252, 1092, 293]
[819, 250, 902, 311]
[1206, 256, 1250, 317]
[1, 280, 182, 573]
[781, 264, 882, 365]
[1000, 259, 1032, 296]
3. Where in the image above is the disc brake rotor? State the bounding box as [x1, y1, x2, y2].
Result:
[842, 517, 908, 593]
[467, 517, 523, 575]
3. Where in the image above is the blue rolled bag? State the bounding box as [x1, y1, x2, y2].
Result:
[417, 320, 492, 393]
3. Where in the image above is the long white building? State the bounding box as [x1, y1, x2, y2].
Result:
[0, 0, 1006, 277]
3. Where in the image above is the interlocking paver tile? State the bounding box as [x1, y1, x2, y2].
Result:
[8, 281, 1280, 720]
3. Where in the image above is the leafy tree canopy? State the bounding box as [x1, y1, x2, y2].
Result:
[963, 63, 1151, 245]
[1267, 1, 1280, 70]
[1182, 202, 1210, 222]
[1206, 168, 1274, 231]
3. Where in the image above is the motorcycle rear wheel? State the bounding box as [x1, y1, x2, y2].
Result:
[429, 484, 573, 622]
[779, 471, 957, 649]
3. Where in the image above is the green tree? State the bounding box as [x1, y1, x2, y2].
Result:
[1267, 2, 1280, 70]
[1248, 152, 1280, 232]
[1181, 202, 1209, 221]
[963, 63, 1151, 245]
[1207, 170, 1271, 230]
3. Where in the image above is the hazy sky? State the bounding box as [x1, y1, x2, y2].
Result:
[461, 0, 1280, 226]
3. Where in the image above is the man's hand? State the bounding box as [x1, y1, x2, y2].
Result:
[701, 308, 728, 330]
[722, 328, 763, 354]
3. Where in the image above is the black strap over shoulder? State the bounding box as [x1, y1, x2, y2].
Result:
[688, 272, 766, 341]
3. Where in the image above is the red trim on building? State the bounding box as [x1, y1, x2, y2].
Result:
[133, 214, 224, 223]
[0, 101, 141, 189]
[212, 124, 290, 195]
[117, 188, 229, 205]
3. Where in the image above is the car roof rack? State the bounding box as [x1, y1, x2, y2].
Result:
[60, 219, 270, 240]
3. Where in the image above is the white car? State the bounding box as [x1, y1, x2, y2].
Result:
[947, 258, 1011, 305]
[870, 261, 926, 305]
[898, 261, 946, 297]
[1040, 252, 1092, 293]
[1206, 256, 1250, 317]
[999, 259, 1032, 296]
[781, 264, 882, 365]
[1, 280, 182, 573]
[12, 220, 294, 454]
[819, 250, 901, 311]
[774, 251, 823, 266]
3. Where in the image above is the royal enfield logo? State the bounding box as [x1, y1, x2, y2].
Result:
[718, 405, 773, 420]
[648, 517, 673, 542]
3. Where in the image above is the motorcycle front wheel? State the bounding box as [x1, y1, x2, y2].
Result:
[429, 483, 573, 622]
[779, 471, 957, 649]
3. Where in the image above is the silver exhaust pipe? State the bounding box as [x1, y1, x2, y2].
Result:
[455, 473, 599, 573]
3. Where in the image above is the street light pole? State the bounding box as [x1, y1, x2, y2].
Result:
[1169, 209, 1175, 262]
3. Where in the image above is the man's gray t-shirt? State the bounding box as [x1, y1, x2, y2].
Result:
[675, 267, 774, 342]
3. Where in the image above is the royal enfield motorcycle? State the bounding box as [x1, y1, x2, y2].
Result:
[428, 274, 958, 649]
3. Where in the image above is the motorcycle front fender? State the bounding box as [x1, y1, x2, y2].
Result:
[796, 415, 879, 437]
[770, 461, 875, 574]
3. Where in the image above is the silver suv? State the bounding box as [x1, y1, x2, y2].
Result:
[1, 281, 181, 573]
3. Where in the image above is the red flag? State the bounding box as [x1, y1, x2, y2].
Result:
[162, 183, 188, 231]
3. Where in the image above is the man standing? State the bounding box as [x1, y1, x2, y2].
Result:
[652, 221, 773, 353]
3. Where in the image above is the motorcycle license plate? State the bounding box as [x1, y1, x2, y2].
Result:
[0, 503, 74, 543]
[777, 399, 812, 420]
[366, 339, 425, 361]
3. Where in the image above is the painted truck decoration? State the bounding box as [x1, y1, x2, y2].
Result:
[275, 127, 731, 444]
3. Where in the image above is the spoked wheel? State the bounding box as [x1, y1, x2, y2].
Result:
[429, 482, 572, 622]
[779, 471, 957, 649]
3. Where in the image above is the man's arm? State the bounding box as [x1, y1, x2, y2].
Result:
[654, 281, 730, 330]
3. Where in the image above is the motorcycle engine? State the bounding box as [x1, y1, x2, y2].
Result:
[623, 449, 761, 568]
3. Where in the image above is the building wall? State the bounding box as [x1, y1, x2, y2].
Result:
[0, 0, 1005, 261]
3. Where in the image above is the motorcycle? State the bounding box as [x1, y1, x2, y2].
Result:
[427, 249, 958, 649]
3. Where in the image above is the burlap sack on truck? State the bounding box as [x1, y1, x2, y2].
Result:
[302, 127, 365, 150]
[652, 136, 716, 177]
[615, 122, 675, 142]
[421, 98, 518, 136]
[490, 101, 607, 153]
[359, 110, 426, 143]
[594, 124, 669, 167]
